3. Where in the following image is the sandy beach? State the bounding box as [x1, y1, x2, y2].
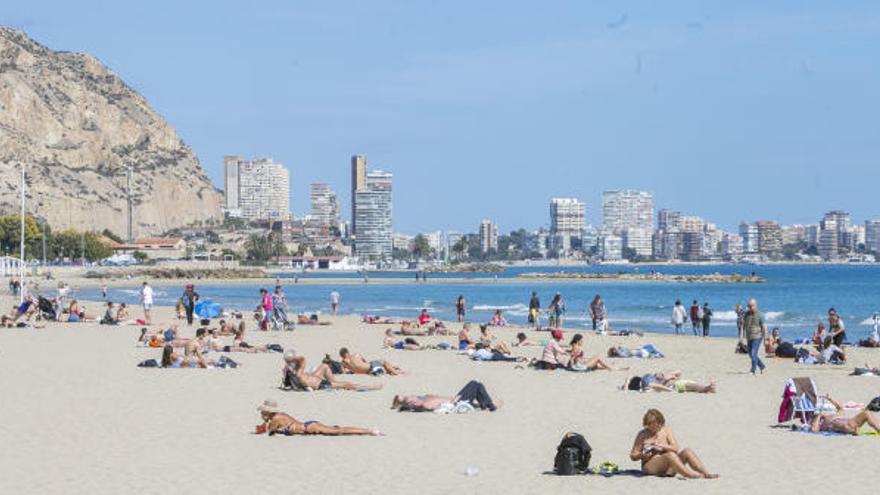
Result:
[1, 293, 878, 495]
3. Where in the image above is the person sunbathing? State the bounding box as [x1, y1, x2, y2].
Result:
[339, 347, 403, 375]
[139, 326, 190, 348]
[513, 332, 540, 347]
[398, 322, 428, 336]
[383, 329, 424, 350]
[765, 327, 783, 354]
[630, 408, 718, 479]
[282, 351, 382, 391]
[607, 344, 663, 358]
[257, 399, 381, 436]
[568, 334, 627, 371]
[390, 380, 500, 412]
[810, 395, 880, 435]
[363, 315, 395, 324]
[490, 310, 507, 327]
[626, 371, 716, 393]
[161, 344, 216, 368]
[479, 324, 511, 354]
[429, 320, 452, 336]
[214, 319, 238, 336]
[458, 323, 475, 350]
[297, 314, 331, 326]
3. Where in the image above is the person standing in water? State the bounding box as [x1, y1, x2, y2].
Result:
[589, 295, 606, 331]
[528, 291, 540, 328]
[330, 289, 340, 316]
[456, 295, 466, 323]
[671, 300, 687, 335]
[689, 300, 701, 336]
[701, 302, 713, 337]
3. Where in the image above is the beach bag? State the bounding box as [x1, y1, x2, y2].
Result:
[137, 359, 159, 368]
[554, 432, 591, 475]
[735, 341, 749, 354]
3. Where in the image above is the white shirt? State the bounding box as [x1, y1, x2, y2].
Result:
[141, 286, 154, 305]
[671, 305, 687, 325]
[330, 291, 340, 304]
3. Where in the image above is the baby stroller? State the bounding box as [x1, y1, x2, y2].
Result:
[271, 303, 294, 331]
[37, 296, 57, 321]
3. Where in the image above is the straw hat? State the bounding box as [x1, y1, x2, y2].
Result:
[257, 399, 280, 414]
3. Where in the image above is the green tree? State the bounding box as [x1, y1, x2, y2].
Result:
[412, 234, 433, 260]
[245, 232, 288, 262]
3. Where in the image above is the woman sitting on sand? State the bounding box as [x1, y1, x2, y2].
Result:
[811, 395, 880, 435]
[534, 330, 568, 370]
[490, 310, 507, 327]
[383, 329, 424, 350]
[513, 333, 540, 347]
[339, 347, 403, 375]
[479, 324, 511, 354]
[626, 371, 716, 393]
[281, 350, 382, 391]
[257, 399, 381, 436]
[390, 380, 500, 412]
[568, 334, 627, 372]
[630, 409, 718, 479]
[812, 323, 830, 348]
[161, 344, 216, 368]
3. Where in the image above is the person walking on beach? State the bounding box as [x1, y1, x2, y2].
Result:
[701, 303, 713, 337]
[330, 289, 340, 316]
[743, 298, 767, 375]
[101, 283, 108, 300]
[689, 301, 701, 336]
[590, 295, 606, 331]
[528, 291, 540, 328]
[671, 300, 687, 335]
[456, 295, 466, 323]
[259, 288, 273, 331]
[549, 293, 564, 329]
[140, 281, 154, 324]
[181, 284, 199, 326]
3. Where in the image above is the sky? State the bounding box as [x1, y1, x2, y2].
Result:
[5, 1, 880, 234]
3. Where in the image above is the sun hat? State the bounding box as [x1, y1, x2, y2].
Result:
[551, 330, 563, 341]
[257, 399, 280, 414]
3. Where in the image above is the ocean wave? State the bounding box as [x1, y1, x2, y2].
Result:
[712, 310, 787, 321]
[472, 304, 529, 312]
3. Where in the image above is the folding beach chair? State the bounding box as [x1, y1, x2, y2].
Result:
[780, 377, 827, 424]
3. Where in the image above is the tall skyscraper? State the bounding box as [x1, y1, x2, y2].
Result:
[479, 220, 498, 253]
[865, 219, 880, 253]
[550, 198, 585, 252]
[821, 210, 851, 254]
[354, 169, 393, 260]
[755, 220, 783, 257]
[310, 183, 340, 245]
[739, 221, 759, 254]
[223, 156, 240, 213]
[224, 157, 290, 220]
[350, 154, 367, 237]
[601, 190, 654, 233]
[657, 209, 681, 232]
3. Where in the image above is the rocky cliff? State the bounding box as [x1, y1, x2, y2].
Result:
[0, 27, 222, 237]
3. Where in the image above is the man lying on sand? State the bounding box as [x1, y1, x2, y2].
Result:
[139, 325, 190, 348]
[513, 333, 540, 347]
[339, 347, 403, 375]
[282, 350, 382, 391]
[631, 408, 718, 479]
[161, 344, 217, 368]
[297, 314, 331, 326]
[390, 380, 500, 412]
[810, 395, 880, 435]
[383, 329, 424, 350]
[626, 371, 717, 393]
[257, 399, 382, 436]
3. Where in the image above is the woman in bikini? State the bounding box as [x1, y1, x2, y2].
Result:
[568, 334, 627, 372]
[282, 352, 382, 391]
[631, 409, 718, 479]
[257, 399, 381, 436]
[811, 395, 880, 435]
[627, 371, 716, 393]
[161, 344, 216, 368]
[383, 329, 423, 350]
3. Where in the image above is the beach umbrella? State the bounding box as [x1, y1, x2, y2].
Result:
[195, 299, 223, 319]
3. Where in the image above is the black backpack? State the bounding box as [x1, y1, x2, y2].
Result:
[554, 432, 591, 475]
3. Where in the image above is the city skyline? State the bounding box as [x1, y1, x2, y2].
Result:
[9, 2, 880, 231]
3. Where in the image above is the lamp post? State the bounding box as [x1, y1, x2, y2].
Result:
[19, 162, 25, 304]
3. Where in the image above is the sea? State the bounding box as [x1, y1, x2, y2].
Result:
[77, 264, 880, 341]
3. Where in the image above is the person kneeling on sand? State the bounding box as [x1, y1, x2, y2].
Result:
[810, 395, 880, 435]
[626, 371, 716, 393]
[390, 380, 501, 412]
[630, 408, 718, 479]
[281, 350, 382, 391]
[383, 329, 424, 350]
[257, 399, 381, 436]
[339, 347, 403, 375]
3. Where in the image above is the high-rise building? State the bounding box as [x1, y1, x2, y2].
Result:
[223, 156, 241, 214]
[622, 227, 653, 258]
[225, 157, 290, 220]
[599, 234, 623, 261]
[657, 209, 681, 232]
[310, 183, 340, 246]
[755, 220, 783, 258]
[679, 216, 705, 233]
[821, 210, 851, 254]
[739, 222, 759, 254]
[601, 190, 653, 233]
[353, 169, 393, 260]
[865, 220, 880, 253]
[350, 155, 367, 236]
[818, 218, 838, 259]
[479, 220, 498, 254]
[550, 198, 585, 253]
[721, 232, 744, 258]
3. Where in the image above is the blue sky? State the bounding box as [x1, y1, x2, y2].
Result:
[5, 1, 880, 233]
